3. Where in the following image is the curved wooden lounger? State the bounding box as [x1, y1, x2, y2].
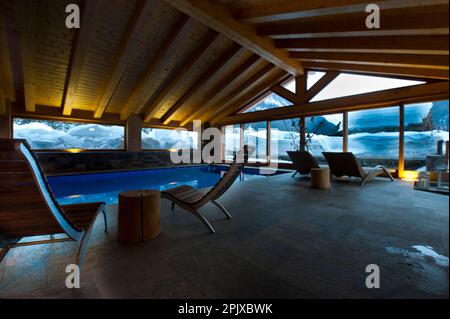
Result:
[287, 150, 323, 177]
[322, 152, 394, 186]
[0, 139, 107, 267]
[161, 149, 249, 234]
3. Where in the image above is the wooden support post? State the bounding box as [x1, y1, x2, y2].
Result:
[343, 111, 348, 152]
[0, 99, 11, 139]
[398, 105, 405, 178]
[300, 117, 306, 151]
[295, 75, 307, 104]
[266, 120, 271, 164]
[126, 114, 142, 152]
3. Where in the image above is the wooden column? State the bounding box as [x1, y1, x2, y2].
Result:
[295, 75, 307, 104]
[398, 105, 405, 178]
[126, 113, 142, 152]
[300, 117, 306, 151]
[0, 99, 11, 139]
[343, 111, 348, 152]
[266, 120, 271, 163]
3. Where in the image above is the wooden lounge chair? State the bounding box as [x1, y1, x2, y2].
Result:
[161, 147, 251, 234]
[322, 152, 394, 186]
[287, 150, 321, 177]
[0, 139, 107, 266]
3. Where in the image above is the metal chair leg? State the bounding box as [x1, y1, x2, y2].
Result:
[102, 209, 108, 233]
[211, 200, 232, 219]
[192, 210, 215, 234]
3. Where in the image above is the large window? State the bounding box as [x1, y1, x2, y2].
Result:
[307, 71, 326, 90]
[305, 114, 343, 163]
[404, 100, 449, 171]
[348, 107, 399, 168]
[141, 128, 198, 150]
[311, 73, 424, 102]
[243, 93, 292, 113]
[13, 118, 124, 150]
[270, 118, 300, 163]
[244, 122, 267, 162]
[223, 124, 241, 161]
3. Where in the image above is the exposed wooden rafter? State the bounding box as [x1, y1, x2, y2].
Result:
[210, 69, 289, 125]
[303, 62, 449, 80]
[180, 54, 261, 127]
[274, 35, 449, 55]
[93, 0, 160, 119]
[203, 63, 276, 123]
[234, 0, 449, 23]
[257, 5, 449, 39]
[305, 71, 340, 102]
[163, 0, 303, 75]
[143, 31, 220, 122]
[290, 52, 449, 70]
[62, 0, 101, 116]
[270, 85, 297, 104]
[120, 14, 190, 121]
[158, 43, 242, 125]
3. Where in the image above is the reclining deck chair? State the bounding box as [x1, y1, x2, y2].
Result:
[161, 147, 251, 234]
[0, 139, 107, 266]
[322, 152, 394, 186]
[287, 151, 321, 177]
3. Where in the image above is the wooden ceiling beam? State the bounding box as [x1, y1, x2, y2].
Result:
[20, 0, 38, 112]
[303, 62, 449, 80]
[220, 81, 449, 125]
[290, 52, 449, 70]
[275, 35, 449, 55]
[62, 0, 101, 116]
[142, 31, 220, 122]
[180, 54, 261, 127]
[163, 0, 303, 75]
[119, 14, 190, 121]
[270, 85, 297, 104]
[234, 0, 448, 23]
[202, 63, 276, 123]
[257, 5, 449, 39]
[158, 43, 242, 125]
[305, 71, 340, 102]
[93, 0, 161, 119]
[211, 70, 289, 125]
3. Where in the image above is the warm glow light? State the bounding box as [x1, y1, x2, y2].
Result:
[169, 148, 179, 152]
[66, 149, 84, 154]
[401, 171, 419, 182]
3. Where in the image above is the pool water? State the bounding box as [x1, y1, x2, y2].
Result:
[48, 165, 287, 205]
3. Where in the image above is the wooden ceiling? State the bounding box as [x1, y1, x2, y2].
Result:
[0, 0, 448, 127]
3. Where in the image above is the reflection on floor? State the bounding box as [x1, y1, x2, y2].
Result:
[0, 174, 448, 298]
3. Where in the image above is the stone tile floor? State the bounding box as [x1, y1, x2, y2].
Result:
[0, 174, 448, 298]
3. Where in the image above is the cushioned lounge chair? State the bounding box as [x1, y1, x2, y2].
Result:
[161, 147, 251, 234]
[287, 150, 321, 177]
[0, 139, 107, 266]
[322, 152, 394, 186]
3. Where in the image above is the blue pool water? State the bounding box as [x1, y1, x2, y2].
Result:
[48, 165, 286, 205]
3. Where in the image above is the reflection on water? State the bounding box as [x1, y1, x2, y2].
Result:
[386, 245, 449, 267]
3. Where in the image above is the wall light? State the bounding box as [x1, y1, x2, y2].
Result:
[66, 149, 84, 154]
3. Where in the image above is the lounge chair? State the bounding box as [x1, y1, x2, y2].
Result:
[322, 152, 394, 186]
[287, 150, 321, 177]
[0, 139, 107, 266]
[161, 147, 251, 234]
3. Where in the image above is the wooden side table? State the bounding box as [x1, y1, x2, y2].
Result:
[311, 168, 331, 189]
[118, 190, 161, 244]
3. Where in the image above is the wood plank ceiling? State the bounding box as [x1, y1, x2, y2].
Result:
[0, 0, 448, 127]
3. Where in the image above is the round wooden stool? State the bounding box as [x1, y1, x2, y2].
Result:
[311, 168, 331, 190]
[118, 190, 161, 244]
